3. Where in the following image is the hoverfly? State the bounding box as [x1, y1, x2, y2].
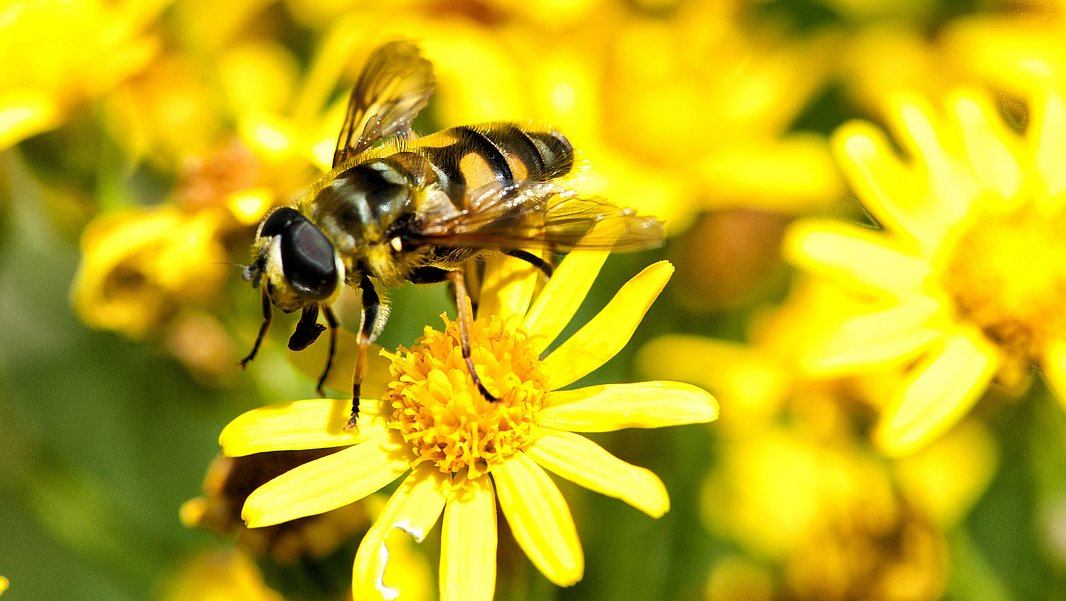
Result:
[240, 41, 664, 428]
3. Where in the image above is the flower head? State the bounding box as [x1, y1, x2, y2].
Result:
[784, 78, 1066, 454]
[219, 251, 717, 600]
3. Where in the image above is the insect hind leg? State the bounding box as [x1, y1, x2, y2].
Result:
[446, 270, 498, 402]
[503, 249, 553, 278]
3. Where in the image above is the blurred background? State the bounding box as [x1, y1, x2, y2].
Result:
[3, 0, 1066, 599]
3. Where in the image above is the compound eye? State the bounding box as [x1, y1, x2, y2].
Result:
[260, 207, 300, 238]
[279, 218, 338, 300]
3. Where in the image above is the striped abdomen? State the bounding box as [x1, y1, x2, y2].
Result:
[414, 123, 574, 202]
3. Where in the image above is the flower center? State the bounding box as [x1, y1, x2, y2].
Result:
[384, 313, 551, 480]
[941, 204, 1066, 361]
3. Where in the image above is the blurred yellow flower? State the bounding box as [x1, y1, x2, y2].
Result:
[0, 576, 7, 596]
[219, 253, 717, 600]
[160, 549, 285, 601]
[641, 271, 998, 600]
[703, 424, 949, 601]
[72, 203, 233, 338]
[784, 80, 1066, 454]
[69, 141, 276, 381]
[942, 8, 1066, 98]
[181, 451, 371, 566]
[0, 0, 161, 149]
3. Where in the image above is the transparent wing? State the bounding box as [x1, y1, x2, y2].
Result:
[332, 41, 435, 167]
[411, 181, 665, 252]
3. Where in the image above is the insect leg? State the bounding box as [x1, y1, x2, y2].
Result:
[318, 305, 338, 397]
[446, 269, 498, 401]
[239, 287, 273, 368]
[346, 274, 380, 429]
[503, 249, 554, 278]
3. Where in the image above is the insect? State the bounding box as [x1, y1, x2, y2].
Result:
[240, 40, 664, 428]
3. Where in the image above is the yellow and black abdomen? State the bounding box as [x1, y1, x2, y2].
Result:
[414, 123, 574, 203]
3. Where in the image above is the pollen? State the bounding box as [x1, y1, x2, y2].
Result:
[384, 313, 551, 481]
[941, 204, 1066, 361]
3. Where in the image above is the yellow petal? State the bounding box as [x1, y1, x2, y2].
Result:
[949, 90, 1023, 206]
[527, 430, 669, 517]
[875, 326, 1001, 456]
[523, 249, 610, 354]
[353, 467, 447, 600]
[493, 453, 583, 586]
[1031, 88, 1066, 206]
[801, 297, 945, 375]
[542, 381, 718, 432]
[477, 253, 540, 321]
[887, 95, 980, 226]
[541, 261, 672, 388]
[833, 121, 946, 253]
[440, 476, 497, 601]
[219, 399, 381, 456]
[242, 435, 409, 527]
[0, 90, 61, 150]
[783, 219, 931, 295]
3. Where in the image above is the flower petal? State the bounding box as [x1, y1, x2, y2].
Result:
[243, 434, 409, 527]
[949, 90, 1023, 205]
[875, 326, 1002, 456]
[477, 253, 540, 321]
[493, 453, 583, 586]
[783, 219, 931, 295]
[542, 381, 718, 432]
[1031, 88, 1066, 206]
[886, 95, 981, 228]
[541, 261, 672, 388]
[833, 121, 945, 251]
[353, 466, 447, 601]
[220, 399, 384, 456]
[527, 430, 669, 517]
[440, 476, 498, 601]
[523, 249, 610, 354]
[800, 296, 945, 375]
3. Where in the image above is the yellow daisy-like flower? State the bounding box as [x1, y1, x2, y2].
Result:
[0, 0, 160, 149]
[219, 253, 718, 600]
[784, 79, 1066, 455]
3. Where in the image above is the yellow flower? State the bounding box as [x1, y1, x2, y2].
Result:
[180, 452, 372, 566]
[219, 253, 718, 600]
[0, 576, 7, 596]
[0, 0, 160, 149]
[784, 80, 1066, 455]
[160, 550, 285, 601]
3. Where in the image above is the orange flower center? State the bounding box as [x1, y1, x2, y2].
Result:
[384, 314, 550, 480]
[941, 205, 1066, 361]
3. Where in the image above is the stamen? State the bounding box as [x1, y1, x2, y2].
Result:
[384, 314, 550, 481]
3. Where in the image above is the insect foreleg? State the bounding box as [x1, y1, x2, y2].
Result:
[317, 305, 338, 397]
[239, 287, 273, 368]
